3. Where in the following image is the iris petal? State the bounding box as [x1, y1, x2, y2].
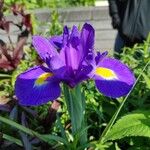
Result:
[63, 26, 69, 46]
[70, 25, 80, 47]
[15, 66, 61, 106]
[81, 23, 95, 58]
[49, 35, 63, 50]
[93, 58, 135, 98]
[32, 36, 57, 62]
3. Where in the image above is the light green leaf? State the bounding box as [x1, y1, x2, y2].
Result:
[142, 73, 150, 89]
[104, 110, 150, 142]
[41, 134, 69, 146]
[0, 73, 11, 78]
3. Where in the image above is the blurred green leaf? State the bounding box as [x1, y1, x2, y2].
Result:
[142, 73, 150, 89]
[0, 73, 11, 78]
[3, 133, 23, 146]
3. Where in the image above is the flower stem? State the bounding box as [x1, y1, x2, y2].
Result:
[63, 84, 87, 145]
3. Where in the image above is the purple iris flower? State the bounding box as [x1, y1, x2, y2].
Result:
[15, 23, 135, 106]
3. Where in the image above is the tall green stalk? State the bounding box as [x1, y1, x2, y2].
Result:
[63, 84, 87, 145]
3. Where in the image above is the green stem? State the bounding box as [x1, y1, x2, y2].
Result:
[99, 60, 150, 143]
[63, 84, 87, 144]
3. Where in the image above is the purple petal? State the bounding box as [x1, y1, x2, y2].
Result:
[95, 51, 108, 65]
[49, 35, 63, 50]
[70, 25, 80, 48]
[81, 23, 95, 58]
[47, 55, 65, 71]
[75, 64, 93, 84]
[93, 58, 135, 98]
[60, 26, 81, 70]
[32, 36, 57, 62]
[63, 26, 69, 46]
[15, 66, 61, 106]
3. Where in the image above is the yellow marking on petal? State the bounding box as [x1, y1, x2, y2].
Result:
[95, 67, 117, 80]
[35, 72, 53, 86]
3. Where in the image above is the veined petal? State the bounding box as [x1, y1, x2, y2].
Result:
[93, 58, 135, 98]
[81, 23, 95, 58]
[60, 26, 81, 70]
[70, 25, 80, 48]
[63, 26, 69, 46]
[15, 66, 61, 106]
[48, 55, 65, 71]
[32, 36, 57, 61]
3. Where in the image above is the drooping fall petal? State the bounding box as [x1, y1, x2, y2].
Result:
[93, 58, 135, 98]
[15, 66, 61, 106]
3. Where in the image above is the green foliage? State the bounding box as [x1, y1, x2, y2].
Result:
[103, 110, 150, 142]
[11, 46, 37, 87]
[94, 36, 150, 149]
[5, 0, 95, 9]
[45, 11, 63, 36]
[120, 35, 150, 109]
[0, 115, 66, 149]
[66, 0, 95, 6]
[32, 10, 63, 36]
[0, 74, 11, 78]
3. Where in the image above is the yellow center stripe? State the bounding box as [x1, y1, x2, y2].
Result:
[95, 67, 117, 80]
[35, 72, 53, 85]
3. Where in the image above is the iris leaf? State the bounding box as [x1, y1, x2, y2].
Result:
[0, 115, 68, 146]
[0, 73, 11, 78]
[2, 133, 23, 146]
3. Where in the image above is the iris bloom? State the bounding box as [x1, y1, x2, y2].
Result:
[15, 23, 135, 106]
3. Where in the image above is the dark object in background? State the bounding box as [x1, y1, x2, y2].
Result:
[108, 0, 150, 49]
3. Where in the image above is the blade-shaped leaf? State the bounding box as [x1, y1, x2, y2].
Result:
[2, 133, 23, 146]
[0, 73, 11, 78]
[0, 115, 40, 137]
[0, 115, 68, 146]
